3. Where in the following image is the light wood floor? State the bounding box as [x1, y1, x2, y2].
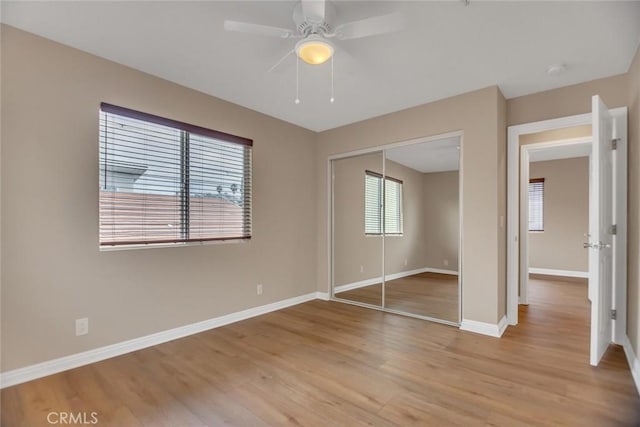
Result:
[2, 277, 639, 426]
[336, 272, 459, 322]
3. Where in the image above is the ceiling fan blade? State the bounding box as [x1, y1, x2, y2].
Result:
[334, 12, 404, 40]
[224, 20, 294, 38]
[301, 0, 326, 24]
[268, 49, 295, 73]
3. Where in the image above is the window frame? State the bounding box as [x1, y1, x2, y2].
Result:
[99, 103, 253, 248]
[364, 170, 404, 236]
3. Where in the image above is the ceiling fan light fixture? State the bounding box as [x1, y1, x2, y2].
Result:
[295, 36, 334, 65]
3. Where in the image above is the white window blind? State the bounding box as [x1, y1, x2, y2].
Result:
[99, 103, 252, 247]
[365, 171, 403, 235]
[365, 172, 383, 234]
[528, 178, 544, 232]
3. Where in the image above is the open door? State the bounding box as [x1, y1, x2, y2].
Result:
[587, 95, 614, 366]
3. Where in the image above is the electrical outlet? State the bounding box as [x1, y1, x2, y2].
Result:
[404, 259, 408, 266]
[443, 259, 449, 267]
[257, 284, 263, 295]
[360, 265, 364, 273]
[75, 318, 88, 336]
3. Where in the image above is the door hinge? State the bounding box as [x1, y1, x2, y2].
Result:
[611, 138, 619, 150]
[610, 224, 617, 235]
[610, 309, 617, 320]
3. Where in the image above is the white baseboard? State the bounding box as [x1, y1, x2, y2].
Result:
[460, 315, 508, 338]
[425, 268, 459, 276]
[497, 315, 508, 336]
[315, 291, 330, 301]
[334, 267, 459, 294]
[334, 277, 382, 293]
[0, 291, 320, 389]
[622, 336, 640, 395]
[385, 267, 431, 281]
[528, 268, 588, 278]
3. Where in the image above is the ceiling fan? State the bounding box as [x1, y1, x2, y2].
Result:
[224, 0, 404, 70]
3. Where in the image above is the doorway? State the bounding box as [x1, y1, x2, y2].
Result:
[520, 135, 592, 305]
[507, 97, 628, 366]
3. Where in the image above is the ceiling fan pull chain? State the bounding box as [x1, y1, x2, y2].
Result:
[330, 54, 335, 103]
[295, 56, 301, 104]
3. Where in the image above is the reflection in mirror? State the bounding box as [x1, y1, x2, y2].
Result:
[383, 137, 460, 322]
[332, 152, 383, 307]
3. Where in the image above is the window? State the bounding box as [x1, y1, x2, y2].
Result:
[528, 178, 544, 232]
[99, 103, 252, 247]
[365, 171, 403, 235]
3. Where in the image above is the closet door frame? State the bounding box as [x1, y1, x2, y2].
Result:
[328, 130, 464, 326]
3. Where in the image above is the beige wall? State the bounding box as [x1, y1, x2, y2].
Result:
[423, 171, 459, 271]
[0, 25, 318, 371]
[528, 158, 589, 272]
[627, 46, 640, 358]
[317, 86, 506, 324]
[507, 74, 628, 126]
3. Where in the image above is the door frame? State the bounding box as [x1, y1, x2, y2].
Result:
[507, 108, 627, 345]
[327, 130, 464, 326]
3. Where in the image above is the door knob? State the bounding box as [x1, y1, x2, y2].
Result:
[584, 241, 611, 250]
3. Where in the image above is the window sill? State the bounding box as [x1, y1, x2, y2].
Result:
[99, 238, 249, 252]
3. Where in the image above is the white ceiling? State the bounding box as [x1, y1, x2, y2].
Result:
[2, 1, 639, 132]
[386, 136, 460, 173]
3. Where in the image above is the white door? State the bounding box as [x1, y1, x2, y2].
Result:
[588, 95, 614, 366]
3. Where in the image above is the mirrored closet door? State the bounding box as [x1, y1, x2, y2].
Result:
[331, 136, 461, 325]
[383, 138, 460, 323]
[332, 152, 383, 308]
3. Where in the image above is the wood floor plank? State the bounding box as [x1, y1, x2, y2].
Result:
[1, 276, 638, 426]
[336, 272, 459, 322]
[377, 390, 489, 427]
